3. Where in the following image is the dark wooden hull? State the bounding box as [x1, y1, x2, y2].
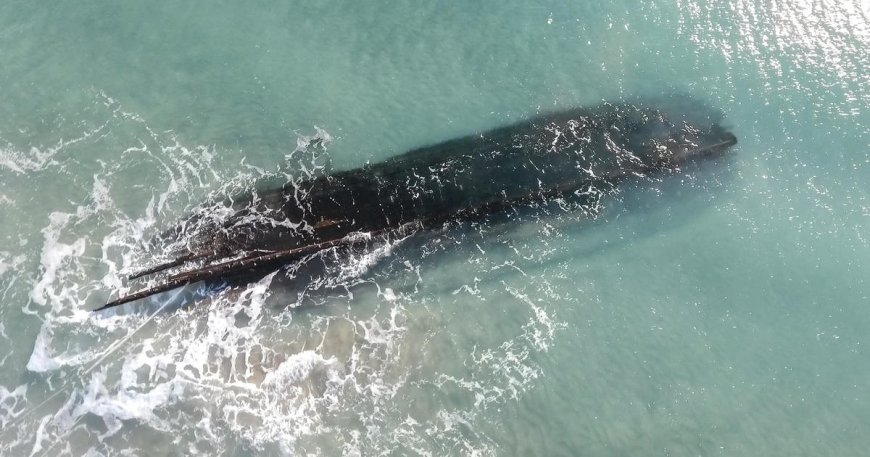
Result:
[97, 102, 736, 312]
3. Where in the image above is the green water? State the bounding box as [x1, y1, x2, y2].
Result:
[1, 1, 868, 455]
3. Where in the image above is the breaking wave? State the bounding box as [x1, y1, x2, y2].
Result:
[0, 94, 576, 456]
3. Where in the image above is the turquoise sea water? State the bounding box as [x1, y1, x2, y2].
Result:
[1, 1, 868, 455]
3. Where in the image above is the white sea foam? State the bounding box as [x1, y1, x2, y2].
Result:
[0, 123, 109, 175]
[65, 368, 179, 437]
[0, 384, 28, 427]
[262, 351, 338, 388]
[29, 212, 86, 308]
[25, 328, 61, 373]
[10, 96, 570, 456]
[0, 252, 25, 278]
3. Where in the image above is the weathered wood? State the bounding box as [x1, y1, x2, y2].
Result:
[97, 101, 737, 312]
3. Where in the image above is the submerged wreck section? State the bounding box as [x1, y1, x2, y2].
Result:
[96, 101, 737, 312]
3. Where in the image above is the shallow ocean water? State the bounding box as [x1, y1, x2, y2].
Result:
[0, 1, 868, 455]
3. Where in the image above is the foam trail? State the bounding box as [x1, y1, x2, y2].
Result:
[7, 94, 582, 456]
